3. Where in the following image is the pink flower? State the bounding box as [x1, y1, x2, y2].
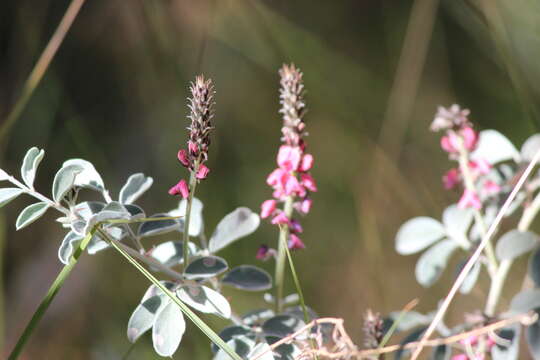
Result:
[271, 212, 290, 225]
[261, 200, 277, 218]
[290, 219, 303, 233]
[177, 149, 190, 167]
[299, 154, 314, 172]
[277, 145, 302, 171]
[188, 141, 198, 155]
[459, 335, 478, 346]
[168, 179, 189, 199]
[451, 355, 469, 360]
[301, 173, 317, 192]
[470, 158, 491, 175]
[443, 168, 460, 189]
[441, 134, 459, 153]
[483, 180, 501, 195]
[298, 198, 312, 214]
[256, 245, 276, 261]
[288, 234, 305, 250]
[284, 175, 305, 196]
[461, 126, 478, 151]
[458, 189, 482, 210]
[196, 164, 210, 179]
[267, 168, 287, 187]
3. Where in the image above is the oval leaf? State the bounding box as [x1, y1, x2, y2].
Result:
[214, 336, 255, 360]
[395, 327, 427, 360]
[510, 289, 540, 313]
[169, 197, 204, 237]
[442, 205, 473, 248]
[177, 285, 231, 318]
[127, 295, 166, 343]
[0, 168, 8, 181]
[459, 261, 481, 294]
[222, 265, 272, 291]
[21, 147, 44, 188]
[52, 164, 83, 203]
[152, 299, 186, 357]
[496, 230, 539, 261]
[529, 248, 540, 287]
[431, 345, 451, 360]
[138, 213, 180, 237]
[16, 202, 49, 230]
[0, 188, 24, 208]
[211, 326, 255, 354]
[471, 129, 520, 165]
[242, 309, 276, 326]
[526, 317, 540, 359]
[395, 217, 445, 255]
[119, 173, 153, 204]
[247, 343, 275, 360]
[415, 239, 459, 287]
[184, 256, 228, 280]
[58, 231, 83, 264]
[62, 159, 104, 191]
[209, 207, 260, 253]
[151, 241, 198, 267]
[491, 325, 521, 360]
[521, 134, 540, 163]
[262, 315, 305, 338]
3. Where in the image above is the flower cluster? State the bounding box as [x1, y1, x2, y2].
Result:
[432, 105, 501, 210]
[451, 334, 497, 360]
[258, 64, 316, 258]
[169, 75, 215, 198]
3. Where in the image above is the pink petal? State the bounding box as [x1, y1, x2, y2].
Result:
[261, 200, 277, 219]
[301, 173, 317, 192]
[277, 145, 302, 171]
[177, 149, 190, 167]
[299, 154, 314, 172]
[288, 234, 305, 250]
[271, 212, 290, 225]
[196, 164, 210, 179]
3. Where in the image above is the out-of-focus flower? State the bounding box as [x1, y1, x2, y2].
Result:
[431, 104, 471, 132]
[288, 234, 305, 250]
[458, 189, 482, 210]
[443, 168, 460, 189]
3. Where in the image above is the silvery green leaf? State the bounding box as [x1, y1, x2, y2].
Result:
[184, 256, 228, 280]
[20, 147, 44, 188]
[119, 173, 153, 204]
[526, 317, 540, 359]
[177, 285, 231, 318]
[247, 343, 275, 360]
[150, 241, 198, 267]
[496, 230, 539, 261]
[138, 213, 180, 237]
[283, 294, 300, 305]
[209, 207, 260, 253]
[52, 164, 83, 203]
[395, 217, 445, 255]
[471, 130, 520, 165]
[459, 261, 481, 294]
[127, 295, 166, 343]
[0, 188, 24, 208]
[58, 231, 83, 264]
[271, 341, 301, 360]
[86, 227, 123, 254]
[387, 311, 430, 332]
[0, 168, 8, 181]
[284, 306, 318, 321]
[395, 327, 427, 360]
[214, 336, 255, 360]
[102, 201, 130, 214]
[142, 281, 176, 303]
[84, 208, 131, 235]
[529, 248, 540, 287]
[442, 205, 473, 248]
[152, 299, 186, 357]
[510, 289, 540, 313]
[73, 201, 105, 220]
[521, 134, 540, 163]
[431, 345, 451, 360]
[16, 202, 49, 230]
[169, 197, 204, 237]
[62, 159, 104, 191]
[222, 265, 272, 291]
[415, 239, 459, 287]
[491, 324, 521, 360]
[263, 293, 275, 304]
[70, 219, 86, 236]
[262, 315, 305, 338]
[125, 204, 145, 219]
[211, 326, 255, 353]
[242, 309, 275, 327]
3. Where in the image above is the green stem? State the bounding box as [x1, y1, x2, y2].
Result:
[8, 230, 94, 360]
[484, 190, 540, 316]
[282, 236, 310, 324]
[183, 166, 199, 267]
[104, 230, 243, 360]
[275, 196, 294, 313]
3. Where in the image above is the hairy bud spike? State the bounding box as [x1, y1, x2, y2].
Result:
[279, 64, 307, 147]
[187, 75, 215, 163]
[363, 309, 384, 350]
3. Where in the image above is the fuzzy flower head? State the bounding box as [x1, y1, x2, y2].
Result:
[431, 104, 471, 132]
[279, 64, 307, 147]
[188, 75, 215, 162]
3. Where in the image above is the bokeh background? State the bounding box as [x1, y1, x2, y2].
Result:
[2, 0, 540, 358]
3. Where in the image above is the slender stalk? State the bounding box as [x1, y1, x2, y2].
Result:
[281, 234, 310, 324]
[455, 134, 498, 276]
[484, 190, 540, 316]
[7, 175, 69, 215]
[183, 165, 199, 267]
[275, 196, 294, 313]
[104, 230, 243, 360]
[8, 230, 94, 360]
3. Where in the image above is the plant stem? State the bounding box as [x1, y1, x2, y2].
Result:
[104, 230, 243, 360]
[484, 190, 540, 316]
[282, 235, 310, 323]
[7, 175, 69, 215]
[275, 196, 294, 313]
[183, 165, 199, 267]
[455, 135, 498, 276]
[8, 230, 94, 360]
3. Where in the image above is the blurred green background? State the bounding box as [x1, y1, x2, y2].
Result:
[2, 0, 540, 358]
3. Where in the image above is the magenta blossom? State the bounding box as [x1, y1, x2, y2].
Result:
[261, 199, 277, 219]
[168, 179, 189, 199]
[443, 168, 460, 190]
[288, 234, 305, 250]
[458, 189, 482, 210]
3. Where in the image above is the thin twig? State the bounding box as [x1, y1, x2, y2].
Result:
[410, 148, 540, 360]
